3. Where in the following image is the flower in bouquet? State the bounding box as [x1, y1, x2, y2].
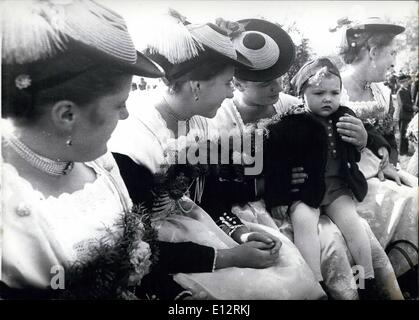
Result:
[56, 207, 156, 300]
[352, 101, 394, 134]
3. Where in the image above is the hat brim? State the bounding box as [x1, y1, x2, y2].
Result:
[72, 40, 165, 79]
[234, 19, 295, 82]
[204, 23, 254, 69]
[132, 51, 165, 78]
[112, 51, 163, 78]
[349, 23, 405, 36]
[145, 46, 252, 81]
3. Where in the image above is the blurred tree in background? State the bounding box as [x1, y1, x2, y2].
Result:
[278, 22, 313, 95]
[393, 13, 418, 75]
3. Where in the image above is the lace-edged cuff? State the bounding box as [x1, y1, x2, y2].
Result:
[211, 248, 218, 272]
[174, 290, 193, 300]
[217, 212, 244, 237]
[227, 224, 244, 237]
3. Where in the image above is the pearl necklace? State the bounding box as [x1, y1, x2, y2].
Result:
[5, 133, 74, 176]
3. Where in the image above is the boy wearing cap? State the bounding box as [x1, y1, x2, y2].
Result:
[397, 74, 414, 155]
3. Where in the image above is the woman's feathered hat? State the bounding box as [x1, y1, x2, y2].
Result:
[2, 0, 164, 94]
[139, 9, 253, 81]
[346, 17, 405, 37]
[226, 18, 295, 82]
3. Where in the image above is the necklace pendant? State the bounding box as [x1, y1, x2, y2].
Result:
[63, 162, 75, 175]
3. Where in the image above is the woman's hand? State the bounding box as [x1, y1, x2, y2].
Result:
[375, 147, 402, 185]
[291, 167, 308, 193]
[216, 242, 280, 269]
[233, 227, 282, 252]
[232, 241, 280, 268]
[245, 232, 282, 253]
[377, 147, 390, 172]
[377, 161, 402, 186]
[336, 114, 368, 150]
[216, 231, 282, 269]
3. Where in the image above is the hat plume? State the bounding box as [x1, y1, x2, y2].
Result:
[138, 8, 203, 64]
[1, 0, 136, 65]
[1, 0, 69, 64]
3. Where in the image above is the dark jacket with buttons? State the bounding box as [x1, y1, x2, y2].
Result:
[264, 105, 368, 210]
[328, 106, 368, 202]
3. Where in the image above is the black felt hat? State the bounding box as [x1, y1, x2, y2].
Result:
[232, 19, 295, 82]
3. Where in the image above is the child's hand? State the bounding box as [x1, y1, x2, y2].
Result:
[337, 114, 367, 149]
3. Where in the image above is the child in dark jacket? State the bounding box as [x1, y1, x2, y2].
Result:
[264, 58, 375, 297]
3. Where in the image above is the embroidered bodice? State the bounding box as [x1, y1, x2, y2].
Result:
[341, 82, 395, 135]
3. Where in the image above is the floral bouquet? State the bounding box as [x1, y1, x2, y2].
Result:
[54, 206, 158, 300]
[351, 102, 395, 135]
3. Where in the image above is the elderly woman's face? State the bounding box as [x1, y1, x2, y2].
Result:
[193, 66, 235, 118]
[371, 40, 397, 81]
[72, 75, 132, 161]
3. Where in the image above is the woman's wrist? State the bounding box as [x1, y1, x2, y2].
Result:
[230, 225, 250, 243]
[211, 248, 218, 272]
[214, 248, 234, 269]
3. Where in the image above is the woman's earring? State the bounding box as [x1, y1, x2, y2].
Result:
[66, 137, 73, 147]
[194, 94, 199, 101]
[372, 60, 377, 69]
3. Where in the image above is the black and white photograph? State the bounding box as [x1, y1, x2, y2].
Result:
[0, 0, 418, 308]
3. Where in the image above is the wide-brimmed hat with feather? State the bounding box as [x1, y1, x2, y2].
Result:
[334, 17, 405, 54]
[139, 9, 253, 81]
[1, 0, 164, 95]
[346, 17, 405, 38]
